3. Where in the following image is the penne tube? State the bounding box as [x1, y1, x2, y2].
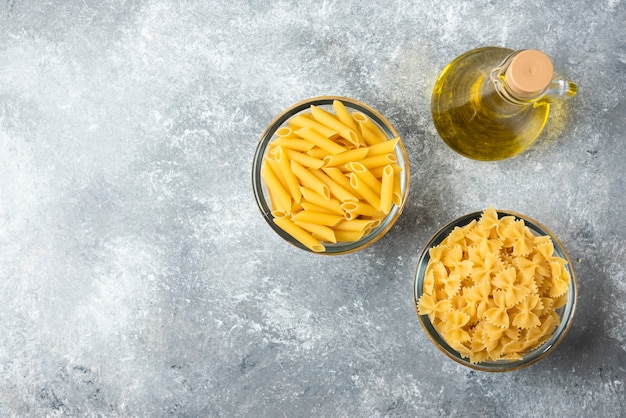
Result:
[309, 169, 359, 203]
[301, 201, 343, 215]
[358, 123, 385, 146]
[274, 216, 325, 252]
[369, 164, 403, 178]
[265, 154, 289, 192]
[285, 148, 324, 169]
[322, 167, 356, 196]
[322, 147, 369, 167]
[345, 162, 382, 194]
[392, 169, 403, 206]
[291, 210, 343, 227]
[380, 164, 394, 215]
[369, 218, 382, 228]
[271, 208, 289, 218]
[289, 113, 339, 139]
[306, 147, 330, 160]
[267, 187, 283, 217]
[274, 146, 302, 203]
[339, 202, 358, 220]
[300, 187, 344, 215]
[340, 201, 385, 219]
[294, 220, 337, 243]
[366, 137, 400, 156]
[349, 173, 381, 210]
[291, 201, 303, 214]
[334, 138, 356, 149]
[334, 229, 367, 243]
[333, 219, 377, 232]
[294, 127, 347, 154]
[276, 126, 294, 137]
[270, 137, 315, 152]
[352, 112, 388, 142]
[310, 105, 359, 146]
[261, 160, 292, 214]
[332, 100, 362, 144]
[358, 153, 397, 169]
[290, 160, 330, 200]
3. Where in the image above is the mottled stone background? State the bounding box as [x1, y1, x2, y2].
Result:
[1, 0, 625, 416]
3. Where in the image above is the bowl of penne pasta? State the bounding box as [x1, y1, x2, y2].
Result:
[252, 96, 410, 254]
[413, 207, 578, 372]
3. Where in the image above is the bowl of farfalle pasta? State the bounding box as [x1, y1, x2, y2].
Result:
[252, 96, 410, 255]
[413, 207, 578, 371]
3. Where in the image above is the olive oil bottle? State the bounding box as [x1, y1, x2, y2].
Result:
[431, 47, 576, 161]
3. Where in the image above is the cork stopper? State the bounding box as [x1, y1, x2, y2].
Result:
[504, 50, 554, 99]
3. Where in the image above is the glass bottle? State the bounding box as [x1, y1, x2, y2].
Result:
[431, 47, 577, 161]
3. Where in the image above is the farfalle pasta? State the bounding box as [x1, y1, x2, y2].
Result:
[417, 207, 571, 364]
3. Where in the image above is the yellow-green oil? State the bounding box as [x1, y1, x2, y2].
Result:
[431, 47, 550, 161]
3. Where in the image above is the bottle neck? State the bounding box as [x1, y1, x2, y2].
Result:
[477, 74, 525, 115]
[489, 52, 549, 106]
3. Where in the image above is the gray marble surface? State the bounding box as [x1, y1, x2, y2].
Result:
[1, 0, 625, 416]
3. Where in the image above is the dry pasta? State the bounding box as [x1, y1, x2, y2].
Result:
[260, 100, 405, 252]
[380, 165, 394, 215]
[310, 105, 360, 146]
[417, 207, 571, 364]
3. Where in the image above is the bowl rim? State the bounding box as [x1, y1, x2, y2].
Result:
[251, 95, 410, 255]
[413, 209, 578, 372]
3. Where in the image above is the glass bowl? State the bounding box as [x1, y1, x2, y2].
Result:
[252, 96, 410, 255]
[413, 209, 578, 372]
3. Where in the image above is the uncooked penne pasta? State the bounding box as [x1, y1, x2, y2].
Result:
[285, 148, 324, 169]
[274, 146, 302, 203]
[366, 137, 400, 156]
[333, 219, 377, 232]
[358, 153, 397, 169]
[301, 201, 342, 215]
[270, 137, 315, 152]
[291, 210, 343, 227]
[323, 147, 369, 167]
[309, 169, 359, 203]
[321, 167, 356, 196]
[380, 164, 394, 214]
[266, 150, 285, 182]
[294, 220, 337, 243]
[306, 147, 330, 160]
[290, 160, 330, 200]
[332, 100, 362, 144]
[274, 216, 325, 252]
[290, 201, 303, 214]
[266, 187, 282, 217]
[349, 173, 381, 210]
[392, 169, 402, 206]
[310, 105, 359, 146]
[259, 100, 406, 252]
[369, 163, 402, 178]
[340, 201, 385, 218]
[288, 113, 338, 139]
[261, 160, 292, 214]
[352, 112, 387, 142]
[358, 123, 385, 146]
[334, 138, 356, 149]
[300, 187, 343, 215]
[334, 229, 367, 243]
[345, 162, 382, 194]
[294, 127, 347, 154]
[276, 126, 294, 137]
